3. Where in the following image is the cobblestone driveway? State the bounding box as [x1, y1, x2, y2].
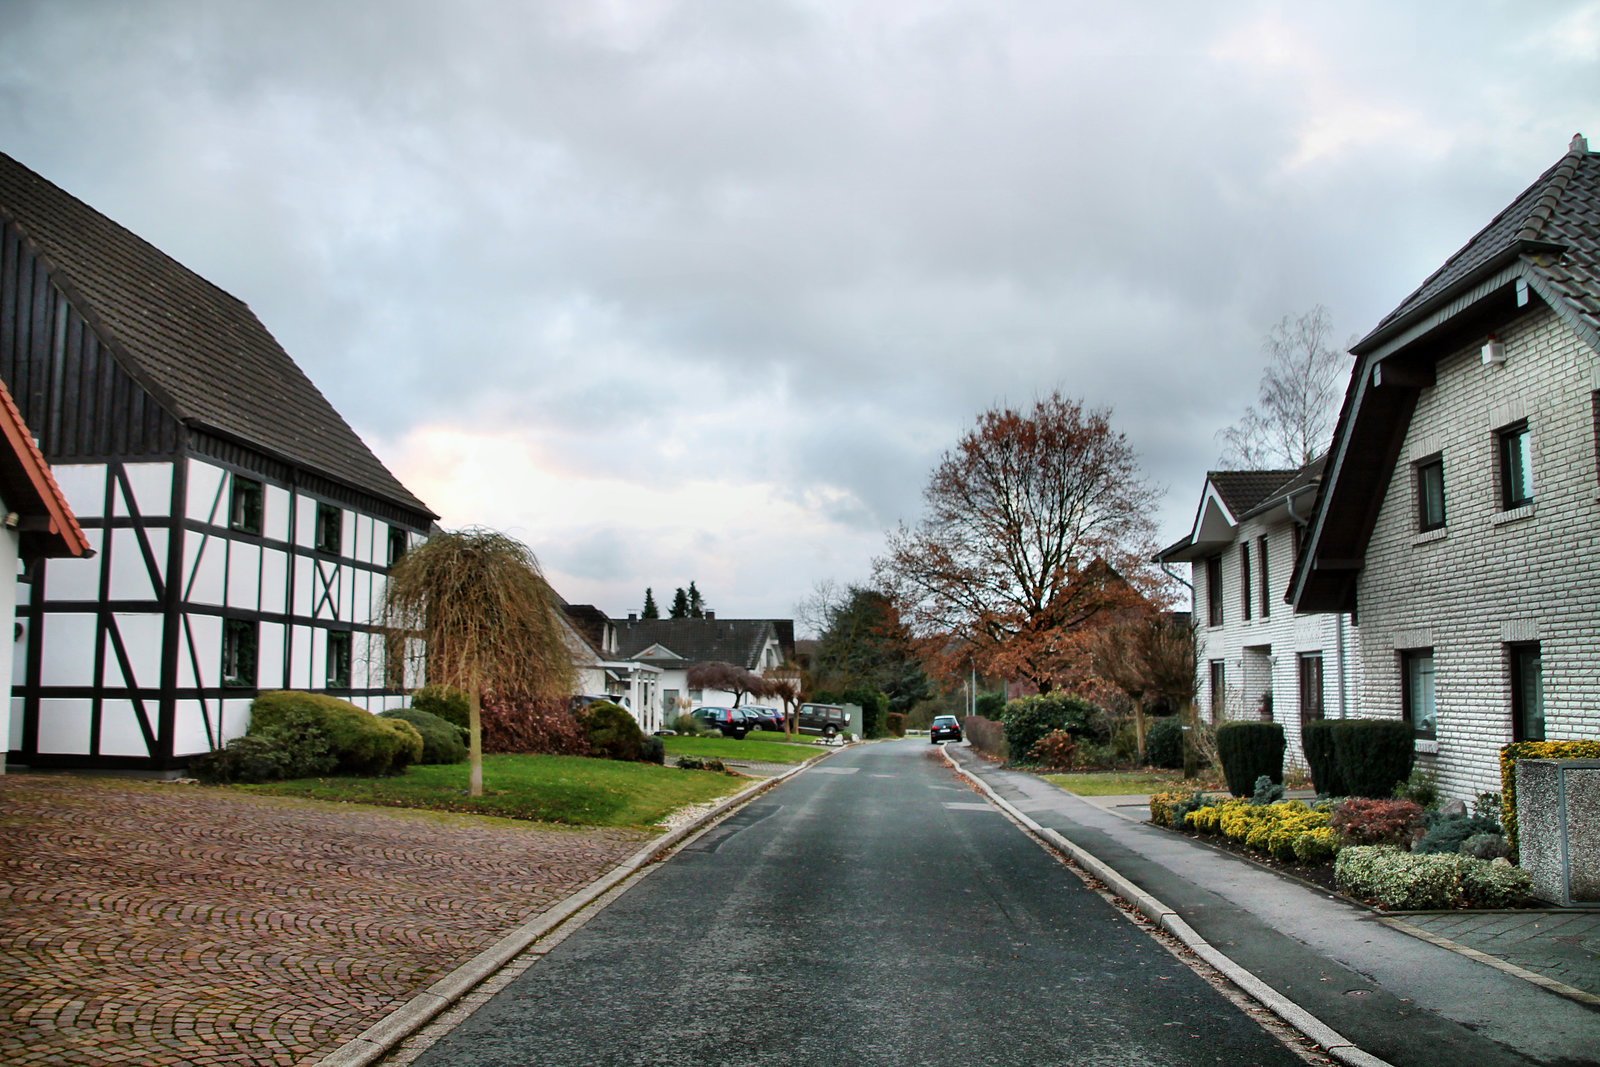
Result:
[0, 774, 649, 1066]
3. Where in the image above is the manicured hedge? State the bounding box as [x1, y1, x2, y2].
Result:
[1144, 715, 1185, 769]
[251, 691, 422, 775]
[1215, 722, 1285, 796]
[582, 701, 644, 761]
[1329, 719, 1414, 798]
[1335, 846, 1531, 910]
[1300, 719, 1346, 796]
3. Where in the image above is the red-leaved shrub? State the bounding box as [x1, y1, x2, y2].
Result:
[1330, 797, 1425, 848]
[963, 715, 1008, 760]
[481, 694, 587, 755]
[1031, 729, 1078, 770]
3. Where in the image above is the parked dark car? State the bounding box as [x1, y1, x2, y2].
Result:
[796, 702, 849, 738]
[741, 705, 785, 731]
[930, 715, 963, 744]
[691, 706, 750, 739]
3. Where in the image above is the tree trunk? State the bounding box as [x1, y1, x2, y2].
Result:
[469, 684, 484, 798]
[1133, 697, 1147, 766]
[1180, 698, 1199, 781]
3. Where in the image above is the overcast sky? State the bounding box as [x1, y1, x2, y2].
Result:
[2, 1, 1596, 630]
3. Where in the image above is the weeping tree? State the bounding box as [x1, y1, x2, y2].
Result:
[379, 528, 575, 796]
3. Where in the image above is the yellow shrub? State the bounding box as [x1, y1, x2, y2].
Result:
[1149, 791, 1188, 826]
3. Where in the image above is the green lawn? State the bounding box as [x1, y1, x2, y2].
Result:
[237, 752, 748, 829]
[1041, 769, 1194, 796]
[663, 734, 819, 764]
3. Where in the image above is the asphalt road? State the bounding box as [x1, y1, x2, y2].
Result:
[407, 740, 1308, 1066]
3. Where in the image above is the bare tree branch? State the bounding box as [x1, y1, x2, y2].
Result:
[1218, 305, 1351, 469]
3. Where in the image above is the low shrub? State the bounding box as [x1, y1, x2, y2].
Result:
[1330, 797, 1425, 848]
[583, 701, 644, 762]
[1167, 792, 1222, 830]
[1335, 846, 1531, 909]
[1144, 715, 1185, 769]
[1149, 791, 1189, 826]
[1499, 740, 1600, 859]
[1002, 693, 1104, 761]
[1460, 832, 1511, 861]
[974, 693, 1007, 718]
[189, 736, 290, 784]
[481, 694, 588, 755]
[1414, 811, 1500, 855]
[1030, 729, 1078, 770]
[1331, 719, 1414, 798]
[1250, 775, 1286, 806]
[886, 712, 906, 738]
[1293, 826, 1340, 864]
[1216, 722, 1286, 796]
[380, 708, 468, 764]
[1394, 766, 1440, 808]
[1075, 740, 1120, 769]
[250, 703, 338, 778]
[250, 691, 421, 776]
[672, 713, 711, 736]
[639, 734, 666, 765]
[409, 685, 470, 731]
[675, 755, 727, 772]
[1300, 719, 1346, 796]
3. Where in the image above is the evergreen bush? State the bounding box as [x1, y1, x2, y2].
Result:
[1414, 810, 1500, 855]
[1001, 692, 1102, 762]
[409, 685, 470, 731]
[639, 734, 666, 765]
[249, 704, 338, 778]
[974, 693, 1007, 718]
[1215, 722, 1285, 796]
[1300, 719, 1345, 795]
[380, 708, 468, 765]
[1459, 832, 1511, 861]
[1144, 715, 1185, 769]
[583, 701, 644, 761]
[188, 736, 290, 784]
[1329, 719, 1414, 798]
[249, 691, 421, 775]
[841, 686, 889, 738]
[1335, 845, 1531, 909]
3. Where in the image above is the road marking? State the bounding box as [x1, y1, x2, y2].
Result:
[942, 802, 996, 811]
[810, 767, 859, 775]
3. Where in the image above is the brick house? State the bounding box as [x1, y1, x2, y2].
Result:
[1291, 134, 1600, 799]
[1158, 458, 1360, 767]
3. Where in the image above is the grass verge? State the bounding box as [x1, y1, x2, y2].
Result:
[238, 753, 748, 829]
[1040, 769, 1196, 796]
[663, 734, 818, 763]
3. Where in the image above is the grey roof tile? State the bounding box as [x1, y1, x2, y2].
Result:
[0, 151, 432, 516]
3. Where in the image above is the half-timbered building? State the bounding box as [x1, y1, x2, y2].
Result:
[0, 150, 436, 772]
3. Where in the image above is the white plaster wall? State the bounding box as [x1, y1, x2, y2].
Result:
[295, 494, 317, 547]
[178, 614, 221, 689]
[257, 622, 286, 690]
[119, 463, 172, 518]
[36, 697, 91, 753]
[1356, 306, 1600, 800]
[172, 699, 214, 757]
[40, 614, 96, 686]
[0, 521, 16, 767]
[51, 464, 105, 518]
[183, 533, 227, 607]
[186, 460, 226, 523]
[108, 527, 166, 601]
[261, 548, 288, 613]
[98, 699, 150, 757]
[104, 613, 163, 690]
[45, 529, 102, 601]
[227, 540, 261, 609]
[264, 485, 291, 542]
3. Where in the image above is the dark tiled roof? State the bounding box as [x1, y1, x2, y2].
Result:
[561, 604, 611, 656]
[613, 617, 778, 669]
[1208, 469, 1299, 517]
[1362, 136, 1600, 350]
[0, 151, 432, 516]
[1238, 455, 1325, 520]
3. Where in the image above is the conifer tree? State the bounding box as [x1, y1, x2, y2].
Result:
[669, 587, 690, 619]
[687, 581, 706, 618]
[642, 588, 659, 619]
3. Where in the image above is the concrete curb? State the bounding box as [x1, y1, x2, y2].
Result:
[940, 747, 1395, 1067]
[314, 747, 834, 1067]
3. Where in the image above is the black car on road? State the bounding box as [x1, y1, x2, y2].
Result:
[930, 715, 963, 744]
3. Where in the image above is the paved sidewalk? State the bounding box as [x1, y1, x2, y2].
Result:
[0, 774, 648, 1066]
[944, 745, 1600, 1067]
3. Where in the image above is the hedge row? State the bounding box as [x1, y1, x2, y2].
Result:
[1301, 719, 1414, 797]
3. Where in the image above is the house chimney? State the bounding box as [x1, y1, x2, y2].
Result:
[705, 611, 715, 620]
[628, 612, 637, 621]
[1572, 133, 1589, 154]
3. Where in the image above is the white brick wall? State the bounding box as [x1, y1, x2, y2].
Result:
[1356, 305, 1600, 800]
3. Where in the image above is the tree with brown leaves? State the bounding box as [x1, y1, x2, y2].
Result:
[1088, 613, 1197, 762]
[379, 528, 575, 796]
[875, 392, 1167, 692]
